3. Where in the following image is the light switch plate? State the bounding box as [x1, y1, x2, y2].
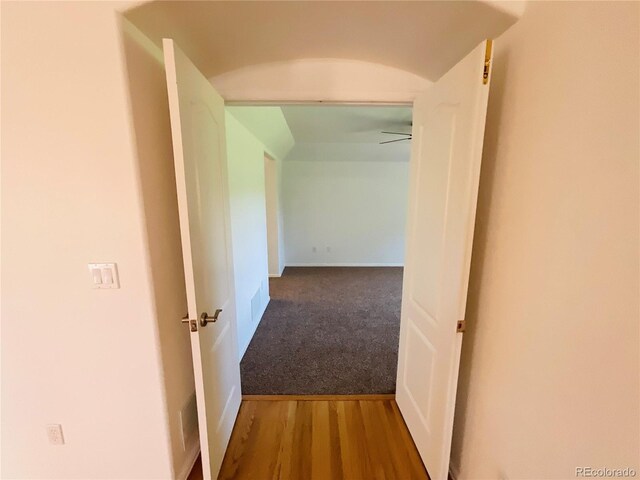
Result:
[88, 263, 120, 289]
[46, 424, 65, 445]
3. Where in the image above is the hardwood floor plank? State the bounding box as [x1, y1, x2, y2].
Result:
[217, 399, 429, 480]
[359, 400, 400, 479]
[350, 401, 375, 479]
[273, 401, 296, 479]
[337, 400, 376, 479]
[242, 394, 395, 401]
[310, 400, 331, 480]
[246, 401, 286, 478]
[335, 400, 356, 480]
[371, 400, 416, 479]
[327, 401, 344, 479]
[388, 400, 430, 479]
[291, 400, 312, 478]
[218, 401, 258, 479]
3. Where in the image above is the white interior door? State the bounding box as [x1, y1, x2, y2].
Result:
[163, 39, 241, 480]
[396, 39, 493, 480]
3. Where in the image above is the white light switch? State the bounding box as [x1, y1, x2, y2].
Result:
[88, 263, 119, 289]
[46, 424, 65, 445]
[101, 268, 113, 285]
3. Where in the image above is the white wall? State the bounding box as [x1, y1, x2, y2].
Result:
[225, 112, 271, 358]
[276, 158, 286, 274]
[282, 160, 409, 266]
[451, 2, 640, 478]
[264, 155, 285, 277]
[1, 2, 175, 478]
[225, 106, 294, 161]
[225, 106, 293, 278]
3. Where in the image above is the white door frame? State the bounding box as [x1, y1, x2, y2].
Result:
[226, 100, 413, 107]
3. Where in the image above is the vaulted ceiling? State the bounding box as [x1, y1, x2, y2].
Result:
[125, 1, 521, 81]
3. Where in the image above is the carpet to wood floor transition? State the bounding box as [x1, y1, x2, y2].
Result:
[240, 267, 403, 395]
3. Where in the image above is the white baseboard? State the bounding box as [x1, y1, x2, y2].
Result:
[238, 296, 270, 360]
[285, 263, 404, 267]
[177, 437, 200, 480]
[268, 264, 285, 277]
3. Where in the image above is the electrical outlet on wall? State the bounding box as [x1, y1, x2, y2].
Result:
[312, 246, 317, 253]
[46, 424, 65, 445]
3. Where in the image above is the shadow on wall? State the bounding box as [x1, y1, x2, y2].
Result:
[120, 18, 197, 478]
[450, 45, 511, 470]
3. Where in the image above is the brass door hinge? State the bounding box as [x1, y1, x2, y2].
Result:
[483, 39, 493, 85]
[456, 320, 466, 333]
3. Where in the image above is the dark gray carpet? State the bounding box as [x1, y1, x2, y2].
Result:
[240, 267, 403, 395]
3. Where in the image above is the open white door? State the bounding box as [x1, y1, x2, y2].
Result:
[396, 39, 493, 480]
[163, 39, 241, 479]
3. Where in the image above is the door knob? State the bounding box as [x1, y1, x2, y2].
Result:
[200, 309, 222, 327]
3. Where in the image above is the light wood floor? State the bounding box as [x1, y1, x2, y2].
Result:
[193, 396, 429, 480]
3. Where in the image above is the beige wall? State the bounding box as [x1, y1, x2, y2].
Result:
[1, 2, 176, 478]
[452, 2, 640, 478]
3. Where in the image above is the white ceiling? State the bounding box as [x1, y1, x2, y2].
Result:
[228, 105, 413, 162]
[125, 1, 520, 81]
[226, 106, 295, 159]
[281, 106, 412, 144]
[283, 105, 413, 163]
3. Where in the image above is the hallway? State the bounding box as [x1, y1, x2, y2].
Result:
[240, 267, 403, 395]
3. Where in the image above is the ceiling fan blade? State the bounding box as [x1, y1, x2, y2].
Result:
[381, 131, 412, 136]
[379, 137, 411, 145]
